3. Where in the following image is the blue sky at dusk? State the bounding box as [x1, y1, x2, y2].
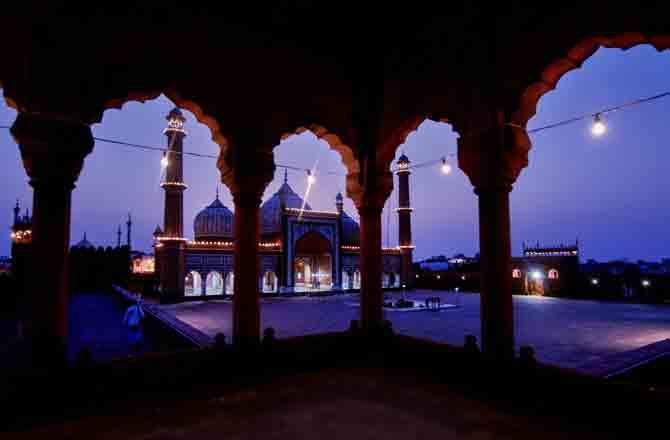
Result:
[1, 46, 668, 262]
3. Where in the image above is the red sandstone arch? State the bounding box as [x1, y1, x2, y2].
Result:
[279, 124, 359, 175]
[98, 89, 230, 155]
[375, 115, 460, 174]
[295, 231, 331, 255]
[512, 33, 670, 128]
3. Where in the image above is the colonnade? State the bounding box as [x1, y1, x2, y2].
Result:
[10, 112, 527, 361]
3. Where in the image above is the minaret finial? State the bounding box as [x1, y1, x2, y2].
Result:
[126, 212, 132, 249]
[284, 167, 288, 184]
[216, 185, 220, 200]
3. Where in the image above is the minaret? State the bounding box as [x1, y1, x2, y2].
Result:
[116, 224, 122, 248]
[13, 199, 20, 225]
[162, 108, 187, 238]
[126, 213, 132, 249]
[159, 108, 188, 302]
[335, 192, 344, 214]
[396, 153, 414, 287]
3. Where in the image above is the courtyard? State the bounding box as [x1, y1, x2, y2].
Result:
[158, 290, 670, 370]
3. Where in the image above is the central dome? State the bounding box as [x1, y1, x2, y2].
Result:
[261, 178, 311, 235]
[194, 196, 234, 241]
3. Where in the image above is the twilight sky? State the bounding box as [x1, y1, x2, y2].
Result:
[1, 46, 669, 262]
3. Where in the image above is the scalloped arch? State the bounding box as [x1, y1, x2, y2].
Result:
[512, 33, 670, 127]
[375, 114, 459, 174]
[97, 89, 230, 153]
[279, 123, 360, 175]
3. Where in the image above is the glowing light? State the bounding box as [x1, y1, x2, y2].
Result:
[306, 169, 316, 185]
[441, 157, 452, 175]
[531, 271, 543, 280]
[161, 153, 169, 168]
[591, 113, 607, 137]
[591, 278, 599, 286]
[642, 279, 651, 287]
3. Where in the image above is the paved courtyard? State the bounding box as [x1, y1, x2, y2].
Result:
[157, 290, 670, 370]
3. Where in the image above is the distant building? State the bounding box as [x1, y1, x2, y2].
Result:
[0, 256, 11, 275]
[419, 255, 450, 271]
[132, 253, 156, 275]
[511, 241, 580, 296]
[154, 109, 410, 301]
[72, 233, 95, 250]
[10, 200, 32, 298]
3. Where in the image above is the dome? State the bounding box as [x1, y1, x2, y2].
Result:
[340, 211, 360, 246]
[194, 196, 234, 240]
[73, 233, 95, 249]
[261, 179, 311, 235]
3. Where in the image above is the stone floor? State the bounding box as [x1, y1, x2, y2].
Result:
[5, 368, 617, 439]
[158, 290, 670, 370]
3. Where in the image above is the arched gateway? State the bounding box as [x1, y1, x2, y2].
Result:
[293, 231, 332, 291]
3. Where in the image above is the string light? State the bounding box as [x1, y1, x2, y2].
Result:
[0, 89, 665, 181]
[590, 113, 607, 137]
[440, 157, 452, 175]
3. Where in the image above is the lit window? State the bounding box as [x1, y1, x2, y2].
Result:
[548, 269, 559, 280]
[512, 269, 521, 279]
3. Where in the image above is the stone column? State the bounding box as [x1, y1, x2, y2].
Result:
[358, 203, 384, 328]
[350, 172, 393, 331]
[476, 184, 514, 359]
[220, 146, 274, 347]
[11, 114, 94, 361]
[231, 190, 263, 346]
[459, 116, 530, 360]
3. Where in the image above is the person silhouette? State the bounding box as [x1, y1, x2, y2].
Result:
[123, 294, 145, 353]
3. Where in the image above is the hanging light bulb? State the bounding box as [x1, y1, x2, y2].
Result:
[307, 169, 316, 185]
[440, 157, 452, 175]
[591, 113, 607, 137]
[161, 152, 169, 168]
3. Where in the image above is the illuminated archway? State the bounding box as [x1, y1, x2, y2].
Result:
[185, 271, 202, 296]
[382, 273, 391, 288]
[294, 231, 332, 291]
[342, 271, 352, 290]
[353, 270, 361, 289]
[262, 271, 278, 293]
[206, 271, 224, 296]
[225, 272, 234, 295]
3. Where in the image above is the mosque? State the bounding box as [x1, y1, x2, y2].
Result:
[153, 109, 414, 300]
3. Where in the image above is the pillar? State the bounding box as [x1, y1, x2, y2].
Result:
[220, 145, 274, 347]
[350, 171, 393, 332]
[358, 203, 384, 328]
[11, 114, 94, 361]
[476, 185, 513, 359]
[231, 190, 263, 346]
[458, 115, 530, 360]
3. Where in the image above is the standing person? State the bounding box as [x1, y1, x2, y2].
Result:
[123, 294, 145, 353]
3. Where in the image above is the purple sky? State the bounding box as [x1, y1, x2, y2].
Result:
[1, 47, 669, 262]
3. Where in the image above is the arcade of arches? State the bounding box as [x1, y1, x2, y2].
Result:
[2, 6, 669, 360]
